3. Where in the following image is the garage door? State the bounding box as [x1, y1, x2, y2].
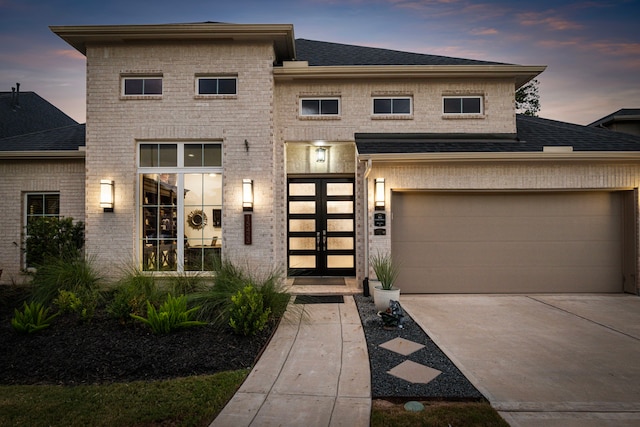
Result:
[392, 191, 628, 293]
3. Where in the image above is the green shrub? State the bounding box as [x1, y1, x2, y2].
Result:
[131, 294, 206, 334]
[11, 301, 59, 333]
[30, 255, 102, 305]
[107, 267, 159, 323]
[189, 260, 288, 330]
[24, 216, 84, 268]
[229, 285, 271, 336]
[53, 289, 97, 321]
[166, 272, 208, 296]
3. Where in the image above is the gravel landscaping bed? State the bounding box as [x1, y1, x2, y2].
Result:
[354, 294, 484, 401]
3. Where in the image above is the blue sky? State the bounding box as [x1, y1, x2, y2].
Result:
[1, 0, 639, 125]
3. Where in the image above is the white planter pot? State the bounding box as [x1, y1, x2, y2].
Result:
[368, 279, 381, 300]
[374, 286, 401, 312]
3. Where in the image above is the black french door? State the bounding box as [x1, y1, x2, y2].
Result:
[287, 177, 355, 276]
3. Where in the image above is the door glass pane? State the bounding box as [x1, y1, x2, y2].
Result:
[289, 237, 316, 250]
[289, 201, 315, 214]
[326, 183, 353, 196]
[289, 219, 315, 232]
[327, 237, 354, 250]
[327, 255, 354, 268]
[289, 255, 316, 268]
[327, 201, 353, 214]
[327, 219, 353, 232]
[289, 183, 316, 196]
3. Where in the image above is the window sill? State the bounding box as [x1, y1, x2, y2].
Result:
[371, 115, 413, 120]
[194, 95, 238, 100]
[441, 114, 485, 120]
[120, 95, 163, 100]
[298, 115, 341, 120]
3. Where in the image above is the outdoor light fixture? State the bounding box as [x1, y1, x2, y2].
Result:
[315, 147, 327, 162]
[100, 180, 114, 212]
[242, 179, 254, 211]
[374, 178, 385, 210]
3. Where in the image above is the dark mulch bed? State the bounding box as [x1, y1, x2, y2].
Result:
[0, 288, 274, 386]
[354, 294, 484, 401]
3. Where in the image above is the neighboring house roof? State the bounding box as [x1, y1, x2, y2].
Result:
[294, 39, 508, 67]
[0, 124, 85, 156]
[588, 108, 640, 128]
[0, 91, 78, 138]
[355, 115, 640, 155]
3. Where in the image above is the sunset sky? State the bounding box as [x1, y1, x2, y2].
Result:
[1, 0, 639, 125]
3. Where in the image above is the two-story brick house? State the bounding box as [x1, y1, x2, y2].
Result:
[4, 22, 640, 294]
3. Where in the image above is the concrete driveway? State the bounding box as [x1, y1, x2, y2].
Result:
[401, 294, 640, 427]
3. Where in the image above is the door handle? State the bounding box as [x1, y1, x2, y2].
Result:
[322, 230, 326, 247]
[316, 231, 321, 251]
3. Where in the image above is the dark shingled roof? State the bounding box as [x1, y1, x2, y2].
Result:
[355, 115, 640, 154]
[0, 124, 85, 152]
[294, 39, 509, 67]
[0, 91, 78, 138]
[588, 108, 640, 128]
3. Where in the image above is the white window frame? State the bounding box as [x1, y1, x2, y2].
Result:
[299, 97, 341, 117]
[442, 96, 483, 115]
[24, 192, 60, 268]
[372, 97, 412, 115]
[122, 76, 163, 96]
[195, 76, 238, 95]
[138, 142, 223, 273]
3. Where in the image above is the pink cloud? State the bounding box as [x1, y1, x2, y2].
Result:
[470, 28, 498, 36]
[518, 11, 583, 31]
[53, 49, 85, 60]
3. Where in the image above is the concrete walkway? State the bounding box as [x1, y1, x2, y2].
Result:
[210, 295, 370, 427]
[402, 294, 640, 427]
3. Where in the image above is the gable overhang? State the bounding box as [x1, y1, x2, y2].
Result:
[357, 151, 640, 163]
[0, 150, 85, 160]
[275, 64, 546, 88]
[50, 23, 296, 62]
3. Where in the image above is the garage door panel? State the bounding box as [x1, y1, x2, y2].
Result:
[398, 265, 622, 294]
[392, 191, 624, 293]
[398, 241, 620, 268]
[393, 216, 619, 242]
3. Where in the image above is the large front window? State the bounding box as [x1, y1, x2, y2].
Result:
[139, 142, 222, 272]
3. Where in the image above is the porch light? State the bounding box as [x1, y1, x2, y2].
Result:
[100, 179, 114, 212]
[374, 178, 385, 210]
[242, 179, 254, 211]
[315, 147, 327, 162]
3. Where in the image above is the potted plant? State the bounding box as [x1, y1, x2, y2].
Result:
[369, 250, 401, 311]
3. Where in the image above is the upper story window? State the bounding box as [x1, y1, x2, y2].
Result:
[373, 97, 412, 115]
[197, 77, 237, 95]
[123, 77, 163, 96]
[139, 143, 222, 168]
[300, 98, 340, 116]
[443, 96, 483, 114]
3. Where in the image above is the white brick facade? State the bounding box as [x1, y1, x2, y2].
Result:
[0, 159, 85, 284]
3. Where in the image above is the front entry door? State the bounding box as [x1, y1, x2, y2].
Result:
[288, 177, 355, 276]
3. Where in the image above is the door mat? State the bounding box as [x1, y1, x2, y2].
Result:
[294, 295, 345, 304]
[293, 277, 345, 286]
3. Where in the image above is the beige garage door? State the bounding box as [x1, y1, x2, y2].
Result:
[392, 191, 627, 293]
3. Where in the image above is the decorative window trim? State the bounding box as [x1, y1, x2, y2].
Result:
[195, 76, 238, 97]
[372, 96, 413, 117]
[121, 75, 163, 98]
[299, 97, 341, 117]
[442, 95, 484, 115]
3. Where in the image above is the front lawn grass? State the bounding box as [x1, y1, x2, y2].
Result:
[371, 399, 509, 427]
[0, 369, 248, 427]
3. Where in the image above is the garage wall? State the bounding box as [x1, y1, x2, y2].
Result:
[367, 161, 640, 294]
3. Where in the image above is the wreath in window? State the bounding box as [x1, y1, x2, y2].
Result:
[187, 209, 207, 230]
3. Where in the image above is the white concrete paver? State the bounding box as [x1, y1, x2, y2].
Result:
[210, 296, 370, 427]
[401, 294, 640, 427]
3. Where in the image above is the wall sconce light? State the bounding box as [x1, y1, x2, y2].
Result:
[315, 147, 327, 163]
[242, 179, 254, 212]
[100, 179, 114, 212]
[374, 178, 385, 210]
